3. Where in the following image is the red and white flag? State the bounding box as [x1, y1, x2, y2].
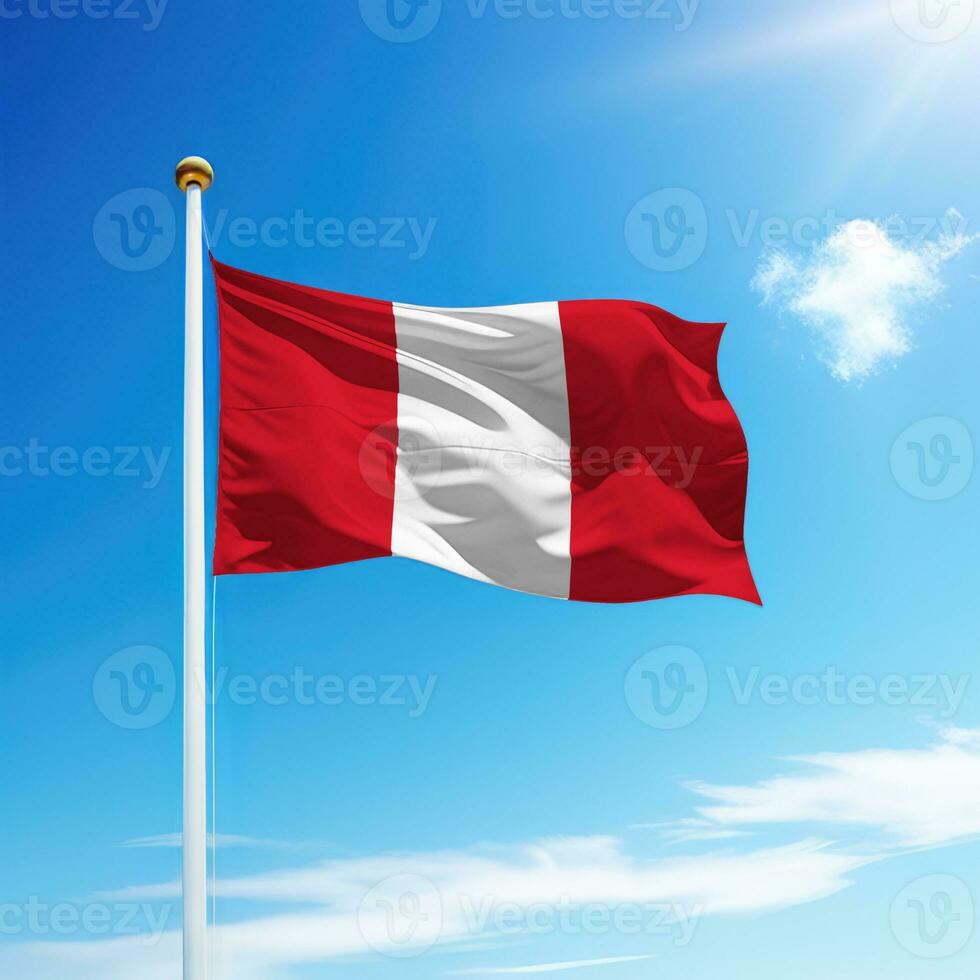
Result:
[212, 259, 758, 604]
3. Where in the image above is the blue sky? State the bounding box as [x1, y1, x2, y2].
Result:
[2, 0, 979, 977]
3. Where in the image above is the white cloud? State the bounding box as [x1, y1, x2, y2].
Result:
[9, 728, 980, 980]
[752, 210, 975, 381]
[447, 954, 658, 974]
[630, 818, 751, 845]
[0, 935, 180, 980]
[687, 727, 980, 847]
[121, 833, 301, 851]
[98, 835, 867, 918]
[13, 838, 868, 980]
[932, 723, 980, 748]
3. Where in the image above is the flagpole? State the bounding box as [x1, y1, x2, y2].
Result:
[176, 155, 213, 980]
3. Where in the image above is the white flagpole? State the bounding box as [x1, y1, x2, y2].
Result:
[176, 155, 214, 980]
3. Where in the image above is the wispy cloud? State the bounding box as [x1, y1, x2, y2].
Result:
[752, 210, 976, 381]
[120, 833, 304, 851]
[687, 726, 980, 847]
[51, 837, 869, 980]
[9, 728, 980, 980]
[447, 954, 657, 974]
[99, 836, 866, 916]
[630, 818, 751, 845]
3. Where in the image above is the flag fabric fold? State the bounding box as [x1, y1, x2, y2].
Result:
[211, 258, 759, 604]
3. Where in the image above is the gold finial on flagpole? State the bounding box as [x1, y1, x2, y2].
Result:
[175, 156, 214, 192]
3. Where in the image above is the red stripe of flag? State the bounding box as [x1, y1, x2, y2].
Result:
[559, 300, 759, 604]
[212, 259, 398, 575]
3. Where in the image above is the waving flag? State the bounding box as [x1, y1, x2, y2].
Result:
[212, 259, 758, 603]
